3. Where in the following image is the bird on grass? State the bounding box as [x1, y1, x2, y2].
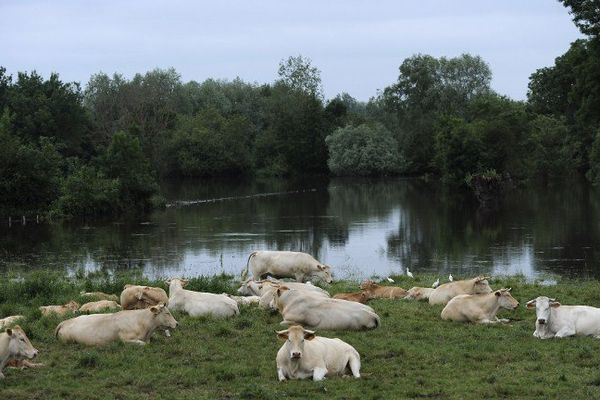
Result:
[406, 268, 414, 278]
[448, 273, 454, 282]
[386, 277, 395, 283]
[432, 278, 440, 288]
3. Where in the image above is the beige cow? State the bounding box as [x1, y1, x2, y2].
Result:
[120, 285, 168, 310]
[429, 276, 493, 305]
[276, 325, 361, 381]
[224, 294, 261, 305]
[257, 281, 330, 311]
[1, 326, 39, 379]
[241, 251, 333, 283]
[79, 300, 121, 313]
[441, 288, 519, 323]
[404, 287, 434, 301]
[273, 286, 380, 330]
[360, 281, 407, 299]
[55, 304, 177, 346]
[0, 316, 25, 330]
[80, 291, 119, 302]
[166, 279, 239, 318]
[39, 301, 80, 316]
[332, 291, 370, 304]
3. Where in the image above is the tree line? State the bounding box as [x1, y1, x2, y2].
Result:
[0, 0, 598, 218]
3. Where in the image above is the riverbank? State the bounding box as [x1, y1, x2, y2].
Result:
[2, 270, 600, 399]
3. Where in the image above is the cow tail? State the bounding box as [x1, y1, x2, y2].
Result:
[241, 252, 257, 281]
[54, 321, 64, 338]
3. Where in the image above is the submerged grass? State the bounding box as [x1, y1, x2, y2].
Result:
[1, 270, 600, 399]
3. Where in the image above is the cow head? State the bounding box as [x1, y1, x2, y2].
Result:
[314, 265, 333, 284]
[472, 276, 493, 294]
[150, 304, 178, 330]
[494, 288, 519, 310]
[526, 296, 560, 326]
[165, 278, 189, 288]
[6, 326, 38, 360]
[271, 286, 290, 311]
[237, 279, 264, 296]
[360, 280, 377, 291]
[65, 301, 80, 311]
[276, 325, 316, 360]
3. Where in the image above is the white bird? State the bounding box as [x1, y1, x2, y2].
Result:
[432, 278, 440, 288]
[386, 277, 395, 283]
[406, 268, 414, 278]
[448, 274, 454, 282]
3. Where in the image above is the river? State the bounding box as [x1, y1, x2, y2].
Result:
[1, 177, 599, 281]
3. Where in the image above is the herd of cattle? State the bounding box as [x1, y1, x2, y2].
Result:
[2, 250, 600, 381]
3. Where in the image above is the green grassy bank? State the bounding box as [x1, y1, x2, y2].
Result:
[1, 270, 600, 399]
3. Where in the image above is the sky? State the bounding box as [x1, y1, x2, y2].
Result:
[0, 0, 583, 101]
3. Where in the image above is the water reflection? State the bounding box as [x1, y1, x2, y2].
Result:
[1, 178, 600, 280]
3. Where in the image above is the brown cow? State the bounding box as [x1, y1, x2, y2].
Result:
[360, 280, 407, 299]
[332, 291, 370, 304]
[39, 301, 80, 316]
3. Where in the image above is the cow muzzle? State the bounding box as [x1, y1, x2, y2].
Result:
[537, 319, 546, 325]
[291, 352, 301, 359]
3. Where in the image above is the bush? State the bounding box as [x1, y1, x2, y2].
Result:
[325, 123, 403, 176]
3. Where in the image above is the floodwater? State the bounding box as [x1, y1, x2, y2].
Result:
[1, 177, 600, 281]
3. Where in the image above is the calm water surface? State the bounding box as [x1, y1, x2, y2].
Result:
[2, 178, 600, 281]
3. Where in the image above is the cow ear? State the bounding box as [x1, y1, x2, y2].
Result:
[525, 300, 537, 309]
[495, 291, 501, 297]
[150, 306, 159, 314]
[316, 264, 324, 270]
[276, 330, 289, 340]
[182, 279, 190, 287]
[304, 330, 316, 341]
[164, 279, 171, 286]
[550, 301, 561, 308]
[6, 328, 13, 336]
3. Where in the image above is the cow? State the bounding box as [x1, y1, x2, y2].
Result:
[166, 278, 239, 318]
[55, 304, 177, 346]
[404, 287, 434, 301]
[224, 294, 261, 306]
[120, 285, 168, 310]
[526, 296, 600, 339]
[441, 288, 519, 323]
[79, 300, 122, 313]
[80, 291, 119, 302]
[249, 280, 330, 311]
[39, 301, 80, 316]
[276, 325, 361, 381]
[241, 251, 333, 283]
[0, 316, 25, 330]
[238, 279, 329, 297]
[332, 291, 370, 304]
[0, 326, 39, 379]
[273, 286, 380, 331]
[429, 276, 493, 305]
[359, 280, 407, 299]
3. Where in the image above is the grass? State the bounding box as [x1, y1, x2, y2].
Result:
[2, 270, 600, 399]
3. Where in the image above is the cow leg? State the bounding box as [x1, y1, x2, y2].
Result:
[312, 367, 327, 381]
[498, 318, 510, 323]
[277, 368, 287, 381]
[554, 327, 576, 338]
[123, 339, 147, 345]
[478, 318, 499, 324]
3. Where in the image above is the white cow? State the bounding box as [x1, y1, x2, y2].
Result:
[526, 296, 600, 339]
[0, 316, 25, 330]
[429, 276, 493, 305]
[0, 326, 39, 379]
[441, 288, 519, 323]
[276, 325, 361, 381]
[255, 281, 330, 311]
[404, 287, 434, 301]
[273, 286, 380, 330]
[224, 294, 261, 306]
[55, 304, 177, 346]
[238, 279, 329, 297]
[241, 251, 333, 283]
[120, 285, 168, 310]
[166, 279, 239, 318]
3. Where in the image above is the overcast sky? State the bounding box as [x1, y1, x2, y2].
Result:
[0, 0, 582, 101]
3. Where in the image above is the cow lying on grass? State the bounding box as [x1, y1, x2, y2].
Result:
[527, 296, 600, 339]
[0, 326, 39, 379]
[276, 325, 360, 381]
[441, 288, 519, 324]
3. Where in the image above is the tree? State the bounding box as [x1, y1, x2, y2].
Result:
[326, 123, 403, 176]
[277, 55, 323, 98]
[559, 0, 600, 38]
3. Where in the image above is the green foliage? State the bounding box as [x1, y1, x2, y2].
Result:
[277, 55, 323, 98]
[54, 165, 119, 217]
[529, 115, 575, 181]
[0, 111, 63, 215]
[325, 123, 403, 176]
[586, 129, 600, 185]
[164, 109, 252, 177]
[559, 0, 600, 38]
